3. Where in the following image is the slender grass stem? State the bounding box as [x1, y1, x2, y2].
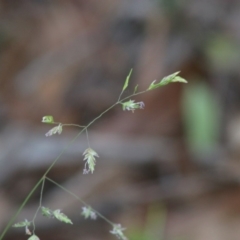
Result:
[62, 124, 85, 128]
[45, 177, 114, 226]
[0, 102, 118, 239]
[0, 178, 43, 239]
[0, 87, 149, 239]
[32, 177, 46, 234]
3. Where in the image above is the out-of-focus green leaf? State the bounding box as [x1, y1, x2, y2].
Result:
[182, 81, 220, 154]
[206, 35, 240, 71]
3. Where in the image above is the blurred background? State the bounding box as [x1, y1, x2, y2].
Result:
[1, 0, 240, 239]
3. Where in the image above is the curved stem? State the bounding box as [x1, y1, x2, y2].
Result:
[44, 102, 118, 177]
[62, 124, 85, 128]
[0, 178, 43, 240]
[0, 88, 149, 239]
[118, 89, 148, 103]
[46, 177, 114, 226]
[85, 129, 90, 148]
[32, 177, 45, 234]
[117, 89, 124, 102]
[0, 102, 118, 239]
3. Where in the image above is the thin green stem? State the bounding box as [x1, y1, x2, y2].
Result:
[118, 89, 148, 103]
[44, 102, 118, 177]
[117, 86, 147, 103]
[85, 128, 90, 147]
[62, 123, 85, 128]
[32, 177, 46, 234]
[45, 177, 114, 226]
[0, 88, 148, 239]
[51, 123, 85, 128]
[0, 102, 118, 239]
[0, 178, 44, 240]
[117, 89, 124, 102]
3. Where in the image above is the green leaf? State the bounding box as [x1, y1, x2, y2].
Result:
[158, 71, 181, 86]
[171, 76, 188, 84]
[12, 220, 31, 228]
[42, 116, 54, 124]
[182, 81, 220, 154]
[122, 69, 133, 91]
[53, 210, 73, 224]
[41, 207, 53, 218]
[28, 234, 40, 240]
[148, 80, 157, 90]
[147, 72, 187, 90]
[133, 84, 138, 94]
